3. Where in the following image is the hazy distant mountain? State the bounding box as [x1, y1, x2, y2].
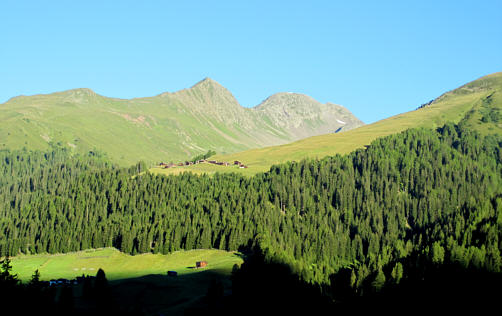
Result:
[0, 78, 363, 165]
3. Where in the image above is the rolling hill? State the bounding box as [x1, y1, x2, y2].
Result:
[0, 78, 363, 166]
[153, 71, 502, 175]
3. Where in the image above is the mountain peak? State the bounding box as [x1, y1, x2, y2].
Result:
[251, 91, 364, 137]
[66, 88, 96, 95]
[53, 88, 97, 98]
[168, 77, 241, 111]
[192, 77, 222, 89]
[254, 92, 319, 111]
[53, 88, 100, 104]
[189, 77, 238, 103]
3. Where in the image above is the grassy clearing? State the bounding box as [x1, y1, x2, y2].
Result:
[11, 248, 243, 315]
[149, 162, 258, 177]
[10, 248, 243, 282]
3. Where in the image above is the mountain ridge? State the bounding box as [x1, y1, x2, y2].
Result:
[203, 71, 502, 175]
[0, 78, 364, 165]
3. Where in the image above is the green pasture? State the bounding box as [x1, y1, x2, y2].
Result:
[10, 248, 243, 282]
[149, 161, 258, 177]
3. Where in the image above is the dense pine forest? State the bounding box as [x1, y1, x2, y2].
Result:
[1, 123, 501, 301]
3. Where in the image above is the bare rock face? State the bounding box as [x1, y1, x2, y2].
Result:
[253, 93, 364, 139]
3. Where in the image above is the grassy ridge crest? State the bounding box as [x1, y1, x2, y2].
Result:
[0, 79, 363, 166]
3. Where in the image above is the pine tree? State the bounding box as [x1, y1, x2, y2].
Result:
[371, 268, 386, 292]
[0, 257, 18, 287]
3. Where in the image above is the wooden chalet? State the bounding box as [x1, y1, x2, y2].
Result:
[196, 261, 208, 268]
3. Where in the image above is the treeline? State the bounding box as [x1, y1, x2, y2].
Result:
[190, 149, 216, 163]
[0, 257, 118, 316]
[0, 123, 501, 290]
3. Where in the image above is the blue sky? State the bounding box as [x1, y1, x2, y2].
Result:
[1, 1, 501, 123]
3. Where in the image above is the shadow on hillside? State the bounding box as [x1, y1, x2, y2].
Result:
[332, 258, 501, 315]
[185, 247, 334, 315]
[185, 246, 502, 316]
[6, 246, 501, 316]
[105, 269, 231, 316]
[48, 269, 233, 316]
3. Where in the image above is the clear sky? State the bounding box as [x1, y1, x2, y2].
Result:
[1, 1, 501, 123]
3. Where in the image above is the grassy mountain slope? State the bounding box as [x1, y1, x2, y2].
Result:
[0, 79, 363, 166]
[155, 72, 502, 175]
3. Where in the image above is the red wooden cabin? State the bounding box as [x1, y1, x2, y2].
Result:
[196, 261, 208, 268]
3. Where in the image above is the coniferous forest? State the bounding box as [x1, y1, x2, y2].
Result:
[1, 123, 501, 312]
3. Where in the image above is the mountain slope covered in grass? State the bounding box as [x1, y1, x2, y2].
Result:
[197, 71, 502, 174]
[0, 78, 363, 166]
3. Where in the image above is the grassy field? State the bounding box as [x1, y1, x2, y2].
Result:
[149, 162, 257, 177]
[151, 72, 502, 176]
[10, 248, 243, 315]
[10, 247, 243, 282]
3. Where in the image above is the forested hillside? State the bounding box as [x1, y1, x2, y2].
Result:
[1, 123, 501, 292]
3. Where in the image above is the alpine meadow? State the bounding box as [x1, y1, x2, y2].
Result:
[2, 2, 502, 314]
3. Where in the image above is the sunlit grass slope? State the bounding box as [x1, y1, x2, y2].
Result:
[152, 72, 502, 176]
[10, 248, 243, 282]
[149, 162, 258, 177]
[0, 79, 362, 166]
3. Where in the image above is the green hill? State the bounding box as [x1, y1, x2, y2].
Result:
[0, 78, 363, 166]
[155, 72, 502, 175]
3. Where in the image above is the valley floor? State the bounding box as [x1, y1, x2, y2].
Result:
[10, 247, 242, 281]
[9, 248, 243, 315]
